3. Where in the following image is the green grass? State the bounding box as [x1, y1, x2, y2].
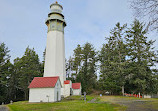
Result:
[7, 95, 124, 111]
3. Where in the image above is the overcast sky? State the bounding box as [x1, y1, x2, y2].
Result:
[0, 0, 157, 63]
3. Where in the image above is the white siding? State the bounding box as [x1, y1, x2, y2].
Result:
[63, 81, 72, 97]
[73, 86, 81, 95]
[73, 89, 81, 95]
[44, 31, 66, 87]
[29, 79, 61, 102]
[144, 95, 151, 98]
[64, 84, 70, 97]
[54, 79, 61, 101]
[29, 88, 54, 102]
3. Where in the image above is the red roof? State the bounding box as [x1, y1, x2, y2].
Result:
[64, 80, 70, 84]
[28, 76, 59, 88]
[72, 83, 81, 89]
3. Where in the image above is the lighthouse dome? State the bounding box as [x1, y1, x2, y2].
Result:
[46, 1, 66, 27]
[50, 1, 63, 14]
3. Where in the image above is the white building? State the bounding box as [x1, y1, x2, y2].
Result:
[72, 83, 82, 95]
[28, 77, 61, 102]
[63, 80, 72, 97]
[28, 2, 81, 102]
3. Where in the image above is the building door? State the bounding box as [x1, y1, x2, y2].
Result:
[70, 88, 73, 95]
[57, 91, 58, 101]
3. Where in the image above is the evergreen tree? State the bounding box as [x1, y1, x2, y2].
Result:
[14, 47, 41, 100]
[99, 43, 121, 94]
[65, 45, 82, 82]
[66, 43, 97, 94]
[66, 57, 75, 82]
[40, 49, 46, 76]
[5, 61, 15, 102]
[125, 19, 157, 94]
[99, 23, 127, 94]
[0, 43, 13, 103]
[76, 43, 97, 94]
[72, 45, 82, 81]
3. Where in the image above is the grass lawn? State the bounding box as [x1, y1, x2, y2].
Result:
[7, 95, 125, 111]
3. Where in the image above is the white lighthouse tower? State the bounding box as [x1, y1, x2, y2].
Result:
[44, 2, 66, 94]
[28, 2, 81, 102]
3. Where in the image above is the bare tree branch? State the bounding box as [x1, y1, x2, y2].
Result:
[130, 0, 158, 32]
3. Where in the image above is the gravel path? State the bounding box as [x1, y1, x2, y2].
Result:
[117, 100, 156, 111]
[108, 98, 158, 111]
[90, 96, 158, 111]
[87, 98, 97, 103]
[0, 105, 9, 111]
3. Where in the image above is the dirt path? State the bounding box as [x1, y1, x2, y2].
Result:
[117, 100, 156, 111]
[0, 105, 9, 111]
[100, 96, 158, 111]
[87, 98, 97, 103]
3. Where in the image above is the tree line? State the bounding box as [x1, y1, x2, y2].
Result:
[0, 19, 158, 104]
[66, 20, 158, 95]
[0, 46, 44, 104]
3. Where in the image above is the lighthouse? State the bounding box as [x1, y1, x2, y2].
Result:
[44, 2, 66, 89]
[28, 2, 81, 102]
